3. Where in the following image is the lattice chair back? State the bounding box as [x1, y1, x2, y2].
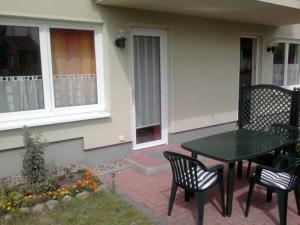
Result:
[269, 124, 299, 141]
[239, 85, 300, 131]
[164, 151, 217, 192]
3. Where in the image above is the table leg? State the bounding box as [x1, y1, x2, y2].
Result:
[226, 162, 235, 217]
[188, 152, 197, 198]
[237, 161, 243, 179]
[191, 152, 197, 159]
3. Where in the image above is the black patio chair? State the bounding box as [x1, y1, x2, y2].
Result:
[238, 85, 300, 178]
[164, 151, 225, 225]
[245, 155, 300, 225]
[246, 123, 299, 177]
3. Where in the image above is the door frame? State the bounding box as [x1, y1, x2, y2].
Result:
[239, 35, 262, 85]
[129, 28, 168, 150]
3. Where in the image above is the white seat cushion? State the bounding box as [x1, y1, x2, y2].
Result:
[260, 169, 297, 190]
[179, 167, 218, 190]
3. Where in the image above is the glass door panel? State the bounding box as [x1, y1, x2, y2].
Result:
[272, 43, 285, 86]
[133, 35, 162, 145]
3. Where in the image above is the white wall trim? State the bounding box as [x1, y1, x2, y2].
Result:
[0, 112, 111, 132]
[0, 11, 103, 24]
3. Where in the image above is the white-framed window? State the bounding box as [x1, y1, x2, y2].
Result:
[0, 19, 108, 130]
[272, 41, 300, 88]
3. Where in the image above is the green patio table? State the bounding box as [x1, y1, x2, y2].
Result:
[181, 129, 296, 217]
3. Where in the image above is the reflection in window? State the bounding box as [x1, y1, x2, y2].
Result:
[272, 43, 285, 86]
[0, 25, 44, 113]
[287, 44, 300, 85]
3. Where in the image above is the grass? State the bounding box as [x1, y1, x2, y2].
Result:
[0, 191, 154, 225]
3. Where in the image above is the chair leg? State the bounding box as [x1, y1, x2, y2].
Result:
[218, 176, 226, 217]
[198, 191, 206, 225]
[276, 191, 288, 225]
[294, 186, 300, 216]
[266, 188, 273, 202]
[247, 161, 252, 178]
[245, 179, 255, 217]
[237, 161, 243, 179]
[185, 189, 190, 202]
[168, 182, 178, 216]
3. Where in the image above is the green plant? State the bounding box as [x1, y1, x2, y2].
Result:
[22, 129, 47, 186]
[31, 177, 58, 194]
[62, 166, 72, 179]
[19, 175, 58, 196]
[0, 183, 23, 214]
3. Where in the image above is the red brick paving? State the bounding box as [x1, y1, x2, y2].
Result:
[104, 145, 300, 225]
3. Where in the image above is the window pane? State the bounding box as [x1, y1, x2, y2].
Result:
[272, 43, 285, 86]
[0, 25, 44, 113]
[50, 28, 98, 108]
[287, 43, 300, 85]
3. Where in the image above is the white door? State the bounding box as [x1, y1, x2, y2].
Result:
[131, 28, 168, 150]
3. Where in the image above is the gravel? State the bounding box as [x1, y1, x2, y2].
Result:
[92, 159, 130, 175]
[0, 175, 25, 187]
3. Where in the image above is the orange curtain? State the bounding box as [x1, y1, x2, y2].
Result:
[50, 28, 96, 76]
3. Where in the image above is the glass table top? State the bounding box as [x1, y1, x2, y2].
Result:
[181, 129, 296, 163]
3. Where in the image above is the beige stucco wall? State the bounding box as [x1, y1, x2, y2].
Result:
[0, 0, 292, 151]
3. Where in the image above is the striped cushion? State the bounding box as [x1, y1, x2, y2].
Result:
[179, 167, 218, 190]
[260, 169, 297, 190]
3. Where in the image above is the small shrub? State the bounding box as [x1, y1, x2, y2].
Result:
[22, 129, 47, 187]
[31, 177, 58, 194]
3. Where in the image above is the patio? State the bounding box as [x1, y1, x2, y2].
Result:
[104, 144, 300, 225]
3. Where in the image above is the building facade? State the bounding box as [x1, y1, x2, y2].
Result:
[1, 0, 300, 177]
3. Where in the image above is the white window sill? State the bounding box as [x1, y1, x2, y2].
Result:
[0, 111, 111, 131]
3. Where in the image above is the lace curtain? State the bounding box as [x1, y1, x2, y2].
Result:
[133, 35, 161, 128]
[0, 76, 44, 113]
[54, 74, 97, 107]
[0, 75, 97, 113]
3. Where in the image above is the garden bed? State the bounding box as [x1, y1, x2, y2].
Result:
[0, 167, 103, 215]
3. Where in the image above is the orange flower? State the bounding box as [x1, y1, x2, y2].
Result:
[91, 183, 98, 190]
[24, 195, 33, 200]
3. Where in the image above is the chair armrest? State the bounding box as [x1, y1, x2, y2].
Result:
[276, 154, 298, 163]
[275, 154, 299, 170]
[207, 164, 224, 173]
